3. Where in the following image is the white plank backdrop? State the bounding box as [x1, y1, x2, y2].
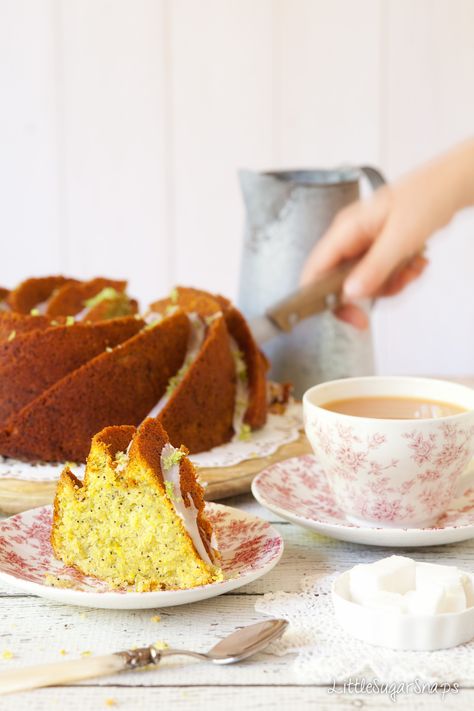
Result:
[1, 0, 473, 372]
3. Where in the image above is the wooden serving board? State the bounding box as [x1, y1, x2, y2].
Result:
[0, 432, 312, 515]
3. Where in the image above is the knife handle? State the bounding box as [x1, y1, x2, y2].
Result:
[0, 647, 161, 696]
[266, 261, 354, 331]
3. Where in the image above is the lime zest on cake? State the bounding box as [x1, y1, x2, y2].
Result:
[162, 448, 186, 471]
[164, 480, 177, 501]
[114, 449, 129, 472]
[147, 313, 207, 418]
[83, 287, 121, 310]
[204, 311, 222, 326]
[165, 362, 189, 397]
[229, 337, 250, 439]
[165, 304, 179, 316]
[233, 348, 248, 382]
[169, 287, 179, 304]
[238, 423, 252, 441]
[144, 312, 163, 329]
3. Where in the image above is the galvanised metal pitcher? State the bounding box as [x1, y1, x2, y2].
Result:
[238, 167, 385, 397]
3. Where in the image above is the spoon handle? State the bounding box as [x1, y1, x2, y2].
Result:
[0, 646, 162, 696]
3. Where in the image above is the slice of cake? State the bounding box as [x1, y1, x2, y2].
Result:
[51, 418, 222, 591]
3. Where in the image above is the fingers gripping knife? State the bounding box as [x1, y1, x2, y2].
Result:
[248, 261, 355, 346]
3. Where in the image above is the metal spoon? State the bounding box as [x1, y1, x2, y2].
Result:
[0, 619, 288, 696]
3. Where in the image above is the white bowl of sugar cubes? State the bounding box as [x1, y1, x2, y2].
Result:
[332, 555, 474, 650]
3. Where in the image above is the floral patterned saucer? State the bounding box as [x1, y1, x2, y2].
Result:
[252, 454, 474, 547]
[0, 503, 283, 609]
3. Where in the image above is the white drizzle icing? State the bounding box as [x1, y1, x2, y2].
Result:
[160, 442, 214, 565]
[111, 438, 214, 563]
[114, 439, 133, 473]
[74, 306, 88, 321]
[147, 312, 207, 419]
[144, 311, 163, 325]
[229, 337, 250, 438]
[32, 299, 49, 315]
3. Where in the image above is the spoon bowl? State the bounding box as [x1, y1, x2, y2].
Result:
[206, 618, 288, 664]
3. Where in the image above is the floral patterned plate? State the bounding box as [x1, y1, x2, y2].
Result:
[0, 503, 283, 609]
[252, 454, 474, 547]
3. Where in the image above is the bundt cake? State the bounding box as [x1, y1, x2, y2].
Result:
[51, 418, 222, 591]
[0, 277, 268, 462]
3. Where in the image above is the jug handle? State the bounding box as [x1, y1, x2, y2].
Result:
[359, 166, 386, 191]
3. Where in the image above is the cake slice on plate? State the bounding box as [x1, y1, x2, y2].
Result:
[51, 418, 222, 591]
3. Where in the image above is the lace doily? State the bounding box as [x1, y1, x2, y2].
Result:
[256, 571, 474, 684]
[0, 402, 302, 482]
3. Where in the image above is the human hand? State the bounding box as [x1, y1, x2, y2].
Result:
[300, 140, 474, 329]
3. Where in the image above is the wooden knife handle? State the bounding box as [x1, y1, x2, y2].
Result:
[266, 261, 354, 332]
[0, 647, 161, 696]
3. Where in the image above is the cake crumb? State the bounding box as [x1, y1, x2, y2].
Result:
[105, 699, 117, 707]
[44, 574, 74, 589]
[80, 650, 92, 657]
[59, 649, 68, 656]
[1, 650, 14, 660]
[150, 615, 161, 623]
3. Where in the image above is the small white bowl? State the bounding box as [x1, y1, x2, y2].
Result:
[332, 570, 474, 650]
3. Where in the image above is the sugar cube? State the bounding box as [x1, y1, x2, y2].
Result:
[461, 575, 474, 608]
[404, 587, 446, 615]
[416, 562, 461, 588]
[438, 580, 466, 613]
[363, 591, 406, 613]
[349, 555, 416, 605]
[415, 563, 466, 613]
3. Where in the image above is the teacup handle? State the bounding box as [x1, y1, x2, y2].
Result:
[454, 459, 474, 497]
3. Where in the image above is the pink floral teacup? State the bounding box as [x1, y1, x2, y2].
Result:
[303, 377, 474, 528]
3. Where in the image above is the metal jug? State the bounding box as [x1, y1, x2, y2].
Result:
[238, 167, 385, 397]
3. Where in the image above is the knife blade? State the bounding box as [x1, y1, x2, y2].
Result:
[248, 261, 354, 345]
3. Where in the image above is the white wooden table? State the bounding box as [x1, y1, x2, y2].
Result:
[1, 491, 474, 711]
